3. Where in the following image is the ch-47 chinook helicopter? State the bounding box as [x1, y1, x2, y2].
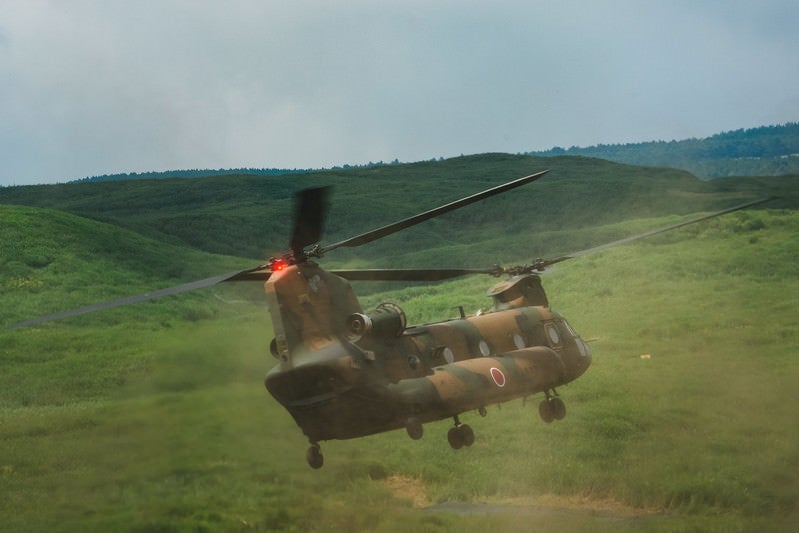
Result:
[13, 171, 772, 469]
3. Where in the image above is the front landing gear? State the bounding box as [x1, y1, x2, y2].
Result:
[405, 417, 424, 440]
[447, 415, 475, 449]
[538, 391, 566, 423]
[306, 443, 324, 469]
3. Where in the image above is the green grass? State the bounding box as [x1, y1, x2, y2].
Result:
[0, 204, 260, 328]
[2, 206, 797, 531]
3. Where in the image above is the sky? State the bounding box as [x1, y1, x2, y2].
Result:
[1, 1, 797, 186]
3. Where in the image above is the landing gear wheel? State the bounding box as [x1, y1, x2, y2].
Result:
[447, 424, 475, 449]
[448, 427, 464, 449]
[460, 424, 475, 447]
[539, 399, 555, 423]
[550, 397, 566, 420]
[405, 417, 424, 440]
[306, 444, 324, 469]
[539, 396, 566, 423]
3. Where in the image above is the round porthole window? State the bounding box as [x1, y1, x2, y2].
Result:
[547, 325, 560, 345]
[479, 340, 490, 356]
[513, 333, 525, 349]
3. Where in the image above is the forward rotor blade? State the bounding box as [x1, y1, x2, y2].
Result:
[535, 196, 777, 269]
[331, 267, 502, 282]
[317, 170, 549, 255]
[10, 266, 268, 329]
[222, 266, 273, 281]
[291, 186, 331, 257]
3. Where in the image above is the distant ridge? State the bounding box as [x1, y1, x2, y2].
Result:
[72, 167, 316, 183]
[4, 153, 795, 264]
[64, 123, 799, 184]
[524, 122, 799, 178]
[71, 159, 407, 184]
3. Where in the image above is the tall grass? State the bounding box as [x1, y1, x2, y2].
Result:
[1, 210, 797, 531]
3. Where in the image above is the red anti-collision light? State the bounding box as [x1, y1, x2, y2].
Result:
[270, 259, 288, 272]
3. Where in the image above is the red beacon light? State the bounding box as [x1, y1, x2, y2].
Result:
[269, 256, 293, 272]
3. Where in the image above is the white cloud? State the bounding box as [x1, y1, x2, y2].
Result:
[1, 0, 797, 184]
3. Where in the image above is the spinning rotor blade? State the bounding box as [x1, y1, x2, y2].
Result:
[9, 266, 268, 329]
[335, 196, 776, 284]
[331, 267, 503, 282]
[222, 265, 273, 281]
[316, 170, 549, 255]
[290, 186, 331, 257]
[11, 172, 551, 329]
[532, 195, 778, 270]
[12, 175, 770, 329]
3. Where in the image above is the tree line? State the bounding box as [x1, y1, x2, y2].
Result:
[524, 123, 799, 178]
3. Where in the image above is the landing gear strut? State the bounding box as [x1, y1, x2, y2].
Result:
[538, 390, 566, 423]
[306, 442, 324, 469]
[447, 415, 475, 449]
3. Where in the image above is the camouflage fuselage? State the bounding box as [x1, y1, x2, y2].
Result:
[263, 263, 591, 443]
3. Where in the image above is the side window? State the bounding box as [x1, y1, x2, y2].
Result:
[544, 322, 561, 348]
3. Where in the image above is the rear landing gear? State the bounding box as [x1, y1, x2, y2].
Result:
[538, 391, 566, 423]
[448, 424, 475, 449]
[447, 415, 475, 449]
[306, 443, 324, 469]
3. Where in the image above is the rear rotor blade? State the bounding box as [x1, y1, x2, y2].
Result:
[333, 196, 777, 283]
[538, 196, 777, 268]
[317, 170, 549, 255]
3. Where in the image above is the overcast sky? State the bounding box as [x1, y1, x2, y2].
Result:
[1, 1, 797, 186]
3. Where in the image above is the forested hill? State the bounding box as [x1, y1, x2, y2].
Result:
[74, 167, 316, 183]
[1, 153, 794, 264]
[73, 161, 403, 183]
[525, 123, 799, 178]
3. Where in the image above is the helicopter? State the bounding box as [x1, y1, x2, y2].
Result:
[12, 170, 772, 469]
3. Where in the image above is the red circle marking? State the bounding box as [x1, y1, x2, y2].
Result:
[490, 367, 506, 387]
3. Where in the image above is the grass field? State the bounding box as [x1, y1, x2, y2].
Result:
[1, 206, 797, 531]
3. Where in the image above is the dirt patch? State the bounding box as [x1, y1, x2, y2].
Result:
[382, 475, 431, 508]
[381, 475, 659, 520]
[482, 494, 659, 517]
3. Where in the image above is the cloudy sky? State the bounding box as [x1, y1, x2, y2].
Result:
[1, 1, 797, 186]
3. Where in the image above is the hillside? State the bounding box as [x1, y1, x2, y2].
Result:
[526, 123, 799, 178]
[1, 154, 794, 266]
[1, 152, 796, 530]
[1, 201, 796, 530]
[0, 205, 257, 328]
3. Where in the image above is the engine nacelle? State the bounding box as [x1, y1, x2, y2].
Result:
[346, 302, 406, 341]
